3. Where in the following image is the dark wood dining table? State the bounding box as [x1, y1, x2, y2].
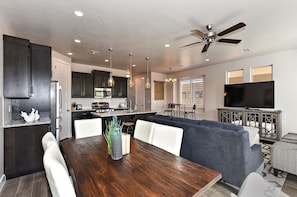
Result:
[60, 136, 222, 197]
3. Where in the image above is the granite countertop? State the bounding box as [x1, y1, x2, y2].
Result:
[90, 110, 157, 118]
[4, 117, 51, 128]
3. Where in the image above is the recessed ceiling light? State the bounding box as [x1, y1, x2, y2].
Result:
[74, 10, 84, 17]
[132, 64, 136, 67]
[67, 52, 73, 56]
[74, 39, 81, 43]
[105, 59, 109, 63]
[164, 44, 170, 48]
[205, 58, 210, 62]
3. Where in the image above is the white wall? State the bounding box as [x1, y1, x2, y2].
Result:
[170, 49, 297, 136]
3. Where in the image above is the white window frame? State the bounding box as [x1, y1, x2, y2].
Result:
[179, 76, 205, 111]
[251, 65, 273, 82]
[227, 69, 244, 84]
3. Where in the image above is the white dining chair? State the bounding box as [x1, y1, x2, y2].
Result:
[134, 120, 155, 144]
[151, 124, 183, 156]
[43, 143, 76, 197]
[74, 118, 102, 139]
[42, 132, 58, 151]
[236, 172, 289, 197]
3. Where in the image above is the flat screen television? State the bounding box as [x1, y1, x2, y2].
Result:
[224, 81, 274, 109]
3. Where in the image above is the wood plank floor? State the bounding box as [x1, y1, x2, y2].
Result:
[0, 171, 51, 197]
[1, 171, 296, 196]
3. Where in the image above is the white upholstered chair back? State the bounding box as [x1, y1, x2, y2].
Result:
[43, 143, 76, 197]
[134, 120, 154, 144]
[42, 132, 58, 151]
[74, 118, 102, 139]
[151, 124, 183, 156]
[237, 172, 289, 197]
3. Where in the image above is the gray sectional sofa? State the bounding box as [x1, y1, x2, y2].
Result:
[145, 115, 264, 188]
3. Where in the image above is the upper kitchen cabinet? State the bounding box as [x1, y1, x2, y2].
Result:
[72, 72, 94, 98]
[3, 35, 31, 98]
[25, 43, 51, 112]
[11, 43, 52, 119]
[92, 70, 110, 88]
[112, 76, 128, 98]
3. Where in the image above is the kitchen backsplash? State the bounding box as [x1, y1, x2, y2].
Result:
[72, 98, 127, 109]
[3, 98, 12, 124]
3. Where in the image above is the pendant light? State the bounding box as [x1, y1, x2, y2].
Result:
[145, 57, 151, 89]
[165, 68, 177, 83]
[107, 48, 115, 87]
[128, 53, 134, 88]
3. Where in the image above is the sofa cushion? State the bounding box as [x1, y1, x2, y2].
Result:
[222, 122, 243, 131]
[146, 114, 264, 187]
[200, 119, 224, 128]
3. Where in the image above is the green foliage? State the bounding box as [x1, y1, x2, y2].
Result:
[104, 116, 123, 148]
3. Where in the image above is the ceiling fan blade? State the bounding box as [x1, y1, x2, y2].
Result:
[217, 22, 246, 37]
[191, 29, 207, 38]
[179, 41, 203, 48]
[201, 43, 210, 53]
[217, 38, 242, 44]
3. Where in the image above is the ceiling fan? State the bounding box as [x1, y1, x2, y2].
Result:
[181, 22, 246, 53]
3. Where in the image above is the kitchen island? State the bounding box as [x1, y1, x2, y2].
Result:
[90, 110, 157, 135]
[90, 110, 157, 118]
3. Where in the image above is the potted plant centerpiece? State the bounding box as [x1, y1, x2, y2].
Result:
[104, 116, 123, 160]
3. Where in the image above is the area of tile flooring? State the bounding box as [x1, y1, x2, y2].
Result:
[1, 171, 297, 197]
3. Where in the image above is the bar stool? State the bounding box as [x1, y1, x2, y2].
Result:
[122, 121, 135, 135]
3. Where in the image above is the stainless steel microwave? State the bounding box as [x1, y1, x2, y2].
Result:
[94, 88, 112, 98]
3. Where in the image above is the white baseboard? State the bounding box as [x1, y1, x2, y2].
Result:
[0, 174, 6, 193]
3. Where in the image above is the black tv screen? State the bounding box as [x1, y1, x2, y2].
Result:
[224, 81, 274, 108]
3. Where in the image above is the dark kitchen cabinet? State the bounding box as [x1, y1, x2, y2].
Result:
[13, 44, 52, 118]
[112, 76, 128, 98]
[72, 72, 94, 98]
[3, 35, 31, 98]
[92, 70, 110, 88]
[4, 124, 49, 178]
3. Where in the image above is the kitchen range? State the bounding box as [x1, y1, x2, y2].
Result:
[92, 102, 112, 112]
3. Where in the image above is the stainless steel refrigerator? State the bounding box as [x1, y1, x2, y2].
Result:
[50, 81, 62, 141]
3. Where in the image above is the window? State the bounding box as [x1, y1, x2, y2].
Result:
[251, 65, 272, 82]
[227, 69, 243, 84]
[180, 76, 204, 111]
[154, 81, 164, 100]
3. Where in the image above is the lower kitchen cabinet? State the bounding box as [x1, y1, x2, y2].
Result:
[4, 124, 49, 179]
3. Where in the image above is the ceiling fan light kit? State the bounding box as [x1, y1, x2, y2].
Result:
[182, 22, 246, 53]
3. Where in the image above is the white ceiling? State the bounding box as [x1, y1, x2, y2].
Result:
[1, 0, 297, 75]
